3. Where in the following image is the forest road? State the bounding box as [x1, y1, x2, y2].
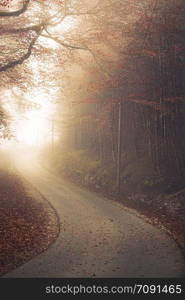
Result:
[4, 159, 185, 278]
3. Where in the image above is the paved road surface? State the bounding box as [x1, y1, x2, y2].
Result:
[5, 158, 185, 278]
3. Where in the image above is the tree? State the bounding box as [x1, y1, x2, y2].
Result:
[1, 0, 185, 192]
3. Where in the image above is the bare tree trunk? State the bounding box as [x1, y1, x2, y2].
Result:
[116, 101, 122, 192]
[111, 103, 116, 164]
[51, 119, 54, 155]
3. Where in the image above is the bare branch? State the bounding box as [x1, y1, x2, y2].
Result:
[41, 32, 112, 78]
[41, 33, 87, 50]
[85, 45, 112, 78]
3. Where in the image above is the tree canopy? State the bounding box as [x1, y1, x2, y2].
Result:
[0, 0, 185, 145]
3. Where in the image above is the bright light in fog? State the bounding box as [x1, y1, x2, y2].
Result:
[15, 110, 50, 146]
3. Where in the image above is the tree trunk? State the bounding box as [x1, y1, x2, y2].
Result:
[116, 101, 122, 192]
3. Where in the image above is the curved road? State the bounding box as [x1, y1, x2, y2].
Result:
[5, 159, 185, 278]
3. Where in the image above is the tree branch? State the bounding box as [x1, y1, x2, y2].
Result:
[41, 32, 112, 78]
[0, 0, 30, 17]
[0, 26, 43, 72]
[0, 23, 43, 34]
[41, 33, 87, 50]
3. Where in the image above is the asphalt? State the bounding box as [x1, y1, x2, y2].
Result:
[4, 158, 185, 278]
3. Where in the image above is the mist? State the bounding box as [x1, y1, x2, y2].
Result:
[0, 0, 185, 280]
